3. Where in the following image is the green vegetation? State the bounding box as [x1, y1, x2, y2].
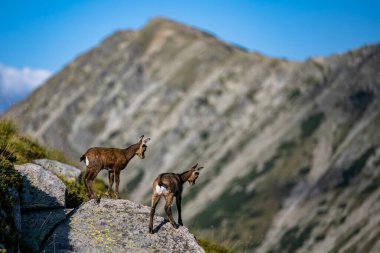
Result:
[349, 90, 374, 112]
[0, 120, 106, 250]
[360, 229, 380, 253]
[197, 237, 235, 253]
[329, 225, 362, 253]
[314, 233, 326, 242]
[303, 75, 320, 86]
[199, 129, 210, 140]
[298, 166, 311, 176]
[0, 137, 22, 250]
[0, 120, 39, 250]
[192, 134, 315, 251]
[62, 175, 106, 208]
[300, 112, 325, 139]
[288, 88, 302, 101]
[277, 223, 316, 253]
[347, 172, 379, 212]
[278, 140, 296, 153]
[338, 147, 376, 187]
[0, 120, 71, 165]
[213, 152, 233, 174]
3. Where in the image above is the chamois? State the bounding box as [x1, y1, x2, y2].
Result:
[80, 135, 150, 202]
[148, 163, 204, 234]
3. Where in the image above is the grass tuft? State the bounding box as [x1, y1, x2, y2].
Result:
[197, 237, 235, 253]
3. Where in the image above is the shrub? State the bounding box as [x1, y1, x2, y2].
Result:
[300, 112, 325, 139]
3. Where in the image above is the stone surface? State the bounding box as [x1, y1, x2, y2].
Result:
[15, 163, 66, 209]
[20, 209, 73, 252]
[42, 199, 204, 253]
[33, 159, 82, 182]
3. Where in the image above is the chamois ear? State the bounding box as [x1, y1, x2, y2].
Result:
[143, 137, 151, 144]
[139, 135, 144, 142]
[192, 163, 198, 169]
[196, 166, 204, 171]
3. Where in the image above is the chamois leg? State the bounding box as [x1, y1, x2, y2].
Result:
[85, 169, 96, 200]
[83, 168, 91, 199]
[175, 194, 183, 226]
[86, 167, 101, 203]
[149, 194, 161, 234]
[107, 170, 115, 198]
[164, 194, 177, 228]
[114, 170, 121, 199]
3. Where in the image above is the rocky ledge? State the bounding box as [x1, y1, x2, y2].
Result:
[11, 160, 203, 253]
[43, 199, 204, 253]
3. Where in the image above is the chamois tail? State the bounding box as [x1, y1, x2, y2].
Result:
[157, 174, 165, 187]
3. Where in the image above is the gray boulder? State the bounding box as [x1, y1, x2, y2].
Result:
[33, 159, 82, 182]
[43, 199, 205, 253]
[15, 163, 66, 209]
[15, 163, 71, 252]
[20, 209, 74, 252]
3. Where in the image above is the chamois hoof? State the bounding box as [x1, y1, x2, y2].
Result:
[148, 228, 153, 234]
[96, 196, 101, 204]
[171, 223, 178, 229]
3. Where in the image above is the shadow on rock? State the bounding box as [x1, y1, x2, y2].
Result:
[152, 218, 170, 234]
[15, 163, 73, 253]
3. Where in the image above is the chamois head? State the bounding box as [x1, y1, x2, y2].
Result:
[187, 163, 204, 185]
[136, 135, 151, 159]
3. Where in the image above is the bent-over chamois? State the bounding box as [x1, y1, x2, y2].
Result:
[148, 163, 204, 234]
[80, 135, 150, 202]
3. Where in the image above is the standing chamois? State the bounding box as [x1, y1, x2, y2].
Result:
[80, 135, 150, 202]
[148, 163, 204, 234]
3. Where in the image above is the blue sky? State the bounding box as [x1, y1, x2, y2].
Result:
[0, 0, 379, 111]
[1, 0, 380, 72]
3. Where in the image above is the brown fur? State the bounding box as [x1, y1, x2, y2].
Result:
[80, 135, 150, 202]
[148, 163, 204, 233]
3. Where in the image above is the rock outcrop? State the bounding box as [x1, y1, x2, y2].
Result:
[16, 163, 67, 209]
[33, 159, 82, 182]
[11, 160, 203, 252]
[43, 199, 204, 253]
[15, 163, 71, 252]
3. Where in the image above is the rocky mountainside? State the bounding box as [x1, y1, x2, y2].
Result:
[10, 160, 203, 253]
[4, 18, 380, 252]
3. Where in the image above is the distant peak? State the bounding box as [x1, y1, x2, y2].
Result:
[146, 16, 186, 27]
[143, 16, 197, 34]
[141, 17, 236, 49]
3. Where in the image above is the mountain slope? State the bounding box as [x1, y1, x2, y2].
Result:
[4, 18, 380, 251]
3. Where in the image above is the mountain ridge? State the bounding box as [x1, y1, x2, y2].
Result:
[4, 18, 380, 251]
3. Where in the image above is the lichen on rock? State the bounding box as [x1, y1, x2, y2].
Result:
[42, 199, 205, 253]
